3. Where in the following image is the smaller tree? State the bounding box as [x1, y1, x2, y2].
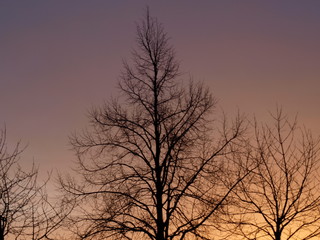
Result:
[228, 109, 320, 240]
[0, 128, 71, 240]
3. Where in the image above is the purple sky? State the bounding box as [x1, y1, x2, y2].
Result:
[1, 1, 320, 178]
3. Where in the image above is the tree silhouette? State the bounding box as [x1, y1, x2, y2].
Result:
[227, 109, 320, 240]
[0, 128, 71, 240]
[60, 9, 252, 240]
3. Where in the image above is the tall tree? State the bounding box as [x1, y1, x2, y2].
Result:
[227, 109, 320, 240]
[60, 10, 250, 240]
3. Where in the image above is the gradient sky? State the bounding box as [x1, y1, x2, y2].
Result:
[1, 1, 320, 179]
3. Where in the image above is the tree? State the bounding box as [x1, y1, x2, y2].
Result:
[227, 109, 320, 240]
[60, 10, 251, 240]
[0, 128, 71, 240]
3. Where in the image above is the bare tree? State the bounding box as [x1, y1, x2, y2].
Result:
[60, 10, 251, 240]
[0, 128, 71, 240]
[227, 109, 320, 240]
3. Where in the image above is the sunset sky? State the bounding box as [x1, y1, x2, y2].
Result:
[1, 1, 320, 178]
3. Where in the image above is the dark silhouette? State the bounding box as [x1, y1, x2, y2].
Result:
[60, 9, 253, 240]
[225, 109, 320, 240]
[0, 215, 5, 240]
[0, 128, 71, 240]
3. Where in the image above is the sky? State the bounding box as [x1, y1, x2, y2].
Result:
[1, 1, 320, 179]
